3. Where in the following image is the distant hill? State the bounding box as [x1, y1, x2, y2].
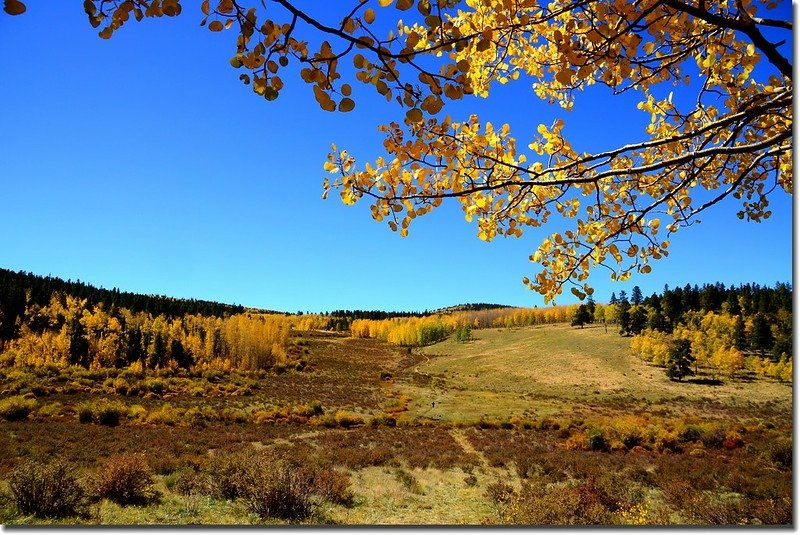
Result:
[432, 303, 513, 314]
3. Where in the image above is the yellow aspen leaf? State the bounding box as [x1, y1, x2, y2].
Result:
[339, 98, 356, 112]
[364, 8, 375, 24]
[341, 84, 352, 97]
[378, 0, 393, 6]
[396, 0, 413, 10]
[208, 20, 223, 31]
[200, 0, 209, 15]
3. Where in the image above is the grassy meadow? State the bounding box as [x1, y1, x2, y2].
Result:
[0, 326, 792, 525]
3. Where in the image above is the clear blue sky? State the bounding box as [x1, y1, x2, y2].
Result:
[0, 3, 792, 312]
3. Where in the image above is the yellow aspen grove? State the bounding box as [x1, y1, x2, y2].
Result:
[4, 0, 791, 301]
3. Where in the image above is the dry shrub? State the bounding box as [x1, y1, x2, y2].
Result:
[512, 478, 617, 525]
[172, 468, 213, 497]
[241, 458, 316, 521]
[306, 465, 353, 506]
[767, 438, 792, 469]
[334, 411, 364, 429]
[207, 449, 257, 501]
[745, 498, 792, 525]
[394, 468, 423, 495]
[93, 453, 157, 506]
[0, 395, 37, 421]
[9, 460, 87, 518]
[722, 430, 744, 450]
[564, 431, 589, 450]
[486, 480, 516, 522]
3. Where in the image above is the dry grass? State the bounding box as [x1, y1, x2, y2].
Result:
[405, 324, 791, 421]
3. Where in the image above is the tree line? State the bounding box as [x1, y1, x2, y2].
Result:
[608, 282, 794, 382]
[0, 268, 247, 346]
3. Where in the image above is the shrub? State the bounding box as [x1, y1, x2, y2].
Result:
[0, 395, 37, 421]
[307, 465, 354, 506]
[172, 468, 213, 496]
[334, 411, 364, 429]
[394, 468, 423, 494]
[76, 399, 127, 426]
[368, 413, 397, 427]
[309, 400, 324, 415]
[510, 478, 616, 525]
[145, 403, 182, 426]
[9, 460, 86, 518]
[95, 401, 126, 427]
[678, 424, 704, 443]
[37, 402, 64, 418]
[700, 425, 727, 449]
[722, 431, 744, 450]
[242, 458, 316, 521]
[767, 438, 792, 469]
[93, 453, 156, 506]
[564, 431, 589, 451]
[586, 428, 607, 451]
[207, 449, 257, 500]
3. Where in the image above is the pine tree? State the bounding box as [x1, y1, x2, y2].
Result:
[571, 305, 592, 329]
[732, 315, 747, 351]
[629, 306, 648, 335]
[631, 286, 643, 306]
[666, 339, 695, 382]
[749, 313, 774, 356]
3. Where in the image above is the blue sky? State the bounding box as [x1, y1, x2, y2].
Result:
[0, 3, 792, 312]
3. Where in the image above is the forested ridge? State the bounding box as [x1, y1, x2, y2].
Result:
[0, 268, 246, 341]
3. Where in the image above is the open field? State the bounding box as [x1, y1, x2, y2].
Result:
[0, 325, 792, 525]
[404, 324, 791, 421]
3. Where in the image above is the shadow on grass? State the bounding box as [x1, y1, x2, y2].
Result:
[686, 377, 723, 386]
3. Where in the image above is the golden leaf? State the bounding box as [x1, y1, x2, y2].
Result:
[405, 108, 424, 123]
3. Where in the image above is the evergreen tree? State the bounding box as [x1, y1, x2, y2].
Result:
[571, 305, 592, 329]
[732, 315, 747, 351]
[749, 313, 774, 355]
[68, 315, 89, 367]
[609, 292, 618, 305]
[647, 307, 669, 332]
[170, 338, 193, 369]
[150, 332, 167, 369]
[631, 286, 643, 306]
[124, 327, 144, 367]
[586, 294, 596, 317]
[629, 306, 648, 335]
[617, 293, 631, 335]
[666, 338, 695, 382]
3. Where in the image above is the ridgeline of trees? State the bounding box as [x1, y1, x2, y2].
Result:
[0, 268, 245, 345]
